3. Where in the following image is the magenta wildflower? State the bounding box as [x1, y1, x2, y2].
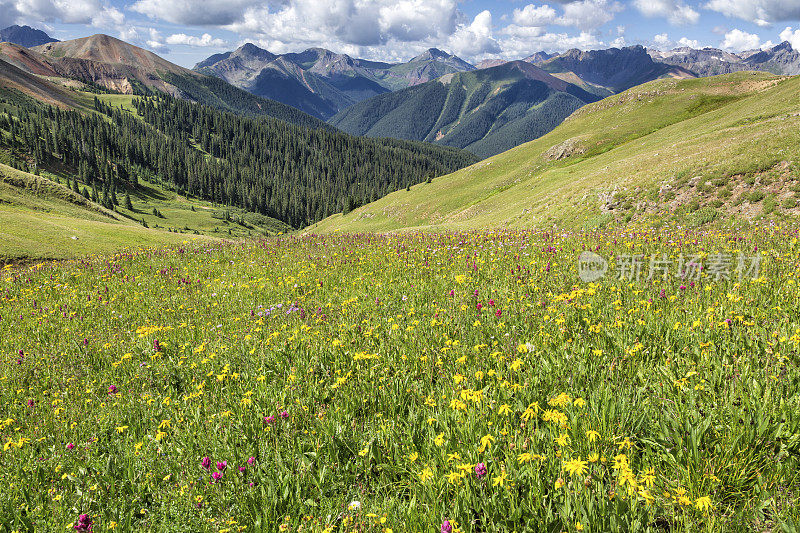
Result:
[73, 513, 93, 532]
[201, 456, 212, 470]
[211, 471, 223, 483]
[474, 462, 487, 478]
[216, 461, 227, 471]
[264, 415, 276, 424]
[495, 309, 502, 318]
[279, 410, 289, 419]
[108, 385, 118, 395]
[66, 443, 75, 450]
[239, 466, 246, 473]
[441, 520, 452, 533]
[247, 456, 255, 465]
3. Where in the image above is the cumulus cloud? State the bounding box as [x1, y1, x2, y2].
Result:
[499, 28, 603, 58]
[654, 33, 671, 47]
[512, 4, 557, 27]
[0, 0, 125, 27]
[653, 33, 702, 49]
[634, 0, 700, 25]
[780, 26, 800, 49]
[678, 37, 700, 47]
[721, 28, 761, 50]
[557, 0, 623, 31]
[165, 33, 227, 47]
[379, 0, 460, 42]
[447, 10, 500, 57]
[705, 0, 800, 26]
[219, 0, 462, 53]
[131, 0, 256, 26]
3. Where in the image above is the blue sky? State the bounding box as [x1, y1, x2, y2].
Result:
[2, 0, 800, 67]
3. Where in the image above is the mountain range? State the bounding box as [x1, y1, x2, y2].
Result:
[529, 45, 695, 94]
[330, 61, 601, 158]
[650, 41, 800, 76]
[0, 25, 58, 48]
[0, 34, 327, 128]
[3, 26, 799, 163]
[195, 44, 476, 119]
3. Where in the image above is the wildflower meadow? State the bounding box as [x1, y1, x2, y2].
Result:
[1, 228, 799, 532]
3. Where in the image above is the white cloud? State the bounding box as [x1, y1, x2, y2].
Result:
[131, 0, 255, 26]
[0, 0, 125, 27]
[166, 33, 227, 47]
[705, 0, 800, 26]
[721, 28, 761, 50]
[498, 28, 603, 58]
[87, 6, 124, 27]
[220, 0, 461, 52]
[654, 33, 671, 46]
[653, 33, 702, 49]
[780, 26, 800, 49]
[447, 10, 500, 57]
[557, 0, 623, 31]
[379, 0, 460, 42]
[512, 4, 557, 27]
[634, 0, 700, 25]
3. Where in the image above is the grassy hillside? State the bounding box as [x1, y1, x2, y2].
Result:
[312, 72, 800, 233]
[0, 163, 203, 262]
[0, 116, 293, 262]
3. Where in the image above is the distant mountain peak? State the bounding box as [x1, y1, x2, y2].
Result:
[411, 48, 452, 62]
[233, 43, 276, 61]
[772, 41, 794, 52]
[0, 25, 59, 48]
[523, 51, 554, 65]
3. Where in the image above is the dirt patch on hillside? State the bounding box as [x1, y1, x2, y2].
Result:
[543, 138, 586, 161]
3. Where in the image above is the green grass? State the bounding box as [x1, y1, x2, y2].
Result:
[0, 162, 289, 262]
[0, 164, 208, 262]
[1, 228, 799, 531]
[311, 72, 800, 234]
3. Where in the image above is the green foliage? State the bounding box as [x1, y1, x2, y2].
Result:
[162, 72, 329, 130]
[763, 194, 777, 214]
[690, 206, 718, 226]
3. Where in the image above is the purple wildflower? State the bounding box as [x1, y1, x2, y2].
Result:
[74, 514, 93, 532]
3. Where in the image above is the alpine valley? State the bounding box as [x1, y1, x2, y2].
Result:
[2, 15, 800, 533]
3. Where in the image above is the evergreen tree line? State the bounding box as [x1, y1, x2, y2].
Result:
[0, 90, 478, 228]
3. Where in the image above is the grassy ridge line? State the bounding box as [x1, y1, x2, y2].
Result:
[310, 72, 800, 233]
